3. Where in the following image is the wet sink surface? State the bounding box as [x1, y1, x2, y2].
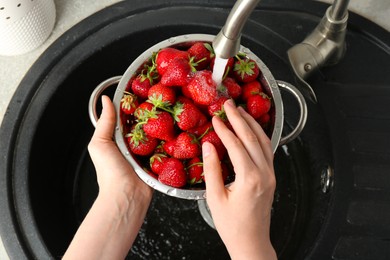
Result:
[0, 1, 389, 259]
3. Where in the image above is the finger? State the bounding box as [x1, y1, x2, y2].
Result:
[202, 141, 225, 200]
[211, 115, 256, 175]
[223, 99, 267, 168]
[237, 106, 274, 164]
[93, 95, 116, 142]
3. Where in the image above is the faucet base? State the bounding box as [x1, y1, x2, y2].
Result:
[287, 5, 349, 103]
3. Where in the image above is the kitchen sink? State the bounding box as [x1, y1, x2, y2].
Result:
[1, 0, 389, 259]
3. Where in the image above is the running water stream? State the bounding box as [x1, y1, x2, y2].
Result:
[212, 56, 229, 86]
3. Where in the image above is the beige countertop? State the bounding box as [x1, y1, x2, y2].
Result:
[0, 0, 389, 259]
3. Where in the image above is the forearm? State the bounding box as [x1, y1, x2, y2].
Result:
[227, 239, 277, 260]
[63, 186, 152, 260]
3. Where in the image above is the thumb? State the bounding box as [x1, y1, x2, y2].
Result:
[202, 142, 225, 199]
[93, 95, 116, 141]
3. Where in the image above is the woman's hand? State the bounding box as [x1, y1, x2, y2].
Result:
[202, 99, 277, 260]
[88, 95, 152, 200]
[64, 96, 152, 260]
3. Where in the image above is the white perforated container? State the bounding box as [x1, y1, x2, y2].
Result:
[0, 0, 56, 56]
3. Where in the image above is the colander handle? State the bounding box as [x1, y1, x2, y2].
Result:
[88, 76, 122, 127]
[277, 80, 308, 146]
[88, 77, 307, 145]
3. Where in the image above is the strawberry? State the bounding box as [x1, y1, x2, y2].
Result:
[187, 121, 213, 138]
[186, 157, 204, 185]
[131, 74, 153, 100]
[246, 92, 271, 119]
[220, 77, 241, 100]
[120, 92, 139, 115]
[156, 48, 189, 75]
[200, 130, 226, 160]
[160, 57, 192, 87]
[134, 101, 154, 120]
[150, 153, 168, 175]
[148, 82, 176, 107]
[187, 70, 218, 105]
[173, 96, 207, 131]
[233, 57, 260, 83]
[142, 110, 176, 141]
[173, 132, 201, 159]
[181, 83, 192, 99]
[207, 96, 228, 118]
[126, 126, 159, 156]
[162, 139, 176, 157]
[158, 158, 187, 188]
[241, 80, 263, 102]
[154, 141, 166, 154]
[188, 42, 214, 70]
[258, 112, 271, 129]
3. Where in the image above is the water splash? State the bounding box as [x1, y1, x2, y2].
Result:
[212, 56, 229, 86]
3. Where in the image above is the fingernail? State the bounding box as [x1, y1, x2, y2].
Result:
[237, 105, 246, 113]
[202, 142, 211, 158]
[101, 95, 108, 109]
[224, 99, 234, 108]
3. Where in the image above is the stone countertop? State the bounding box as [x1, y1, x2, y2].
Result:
[0, 0, 389, 259]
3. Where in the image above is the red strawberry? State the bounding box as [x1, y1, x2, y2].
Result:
[156, 48, 189, 75]
[158, 158, 187, 188]
[188, 42, 214, 70]
[173, 96, 207, 131]
[131, 74, 153, 100]
[181, 83, 192, 99]
[207, 96, 228, 118]
[120, 92, 139, 115]
[233, 57, 260, 83]
[221, 77, 241, 100]
[241, 80, 263, 102]
[173, 132, 201, 159]
[258, 112, 271, 129]
[134, 101, 154, 120]
[187, 70, 218, 105]
[246, 92, 271, 119]
[148, 82, 176, 107]
[162, 139, 176, 157]
[200, 130, 226, 160]
[210, 57, 235, 77]
[154, 141, 166, 154]
[150, 153, 168, 175]
[144, 167, 158, 178]
[143, 110, 176, 141]
[126, 126, 159, 156]
[160, 57, 192, 87]
[186, 157, 204, 185]
[187, 121, 213, 138]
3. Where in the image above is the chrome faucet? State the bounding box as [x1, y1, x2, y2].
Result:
[212, 0, 350, 103]
[288, 0, 350, 103]
[212, 0, 260, 59]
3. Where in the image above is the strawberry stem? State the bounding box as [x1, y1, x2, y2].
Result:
[197, 126, 212, 140]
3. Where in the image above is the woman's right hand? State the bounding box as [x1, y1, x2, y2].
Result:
[202, 99, 277, 260]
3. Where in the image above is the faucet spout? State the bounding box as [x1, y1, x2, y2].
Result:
[213, 0, 260, 59]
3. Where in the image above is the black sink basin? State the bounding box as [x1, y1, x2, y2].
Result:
[1, 0, 390, 259]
